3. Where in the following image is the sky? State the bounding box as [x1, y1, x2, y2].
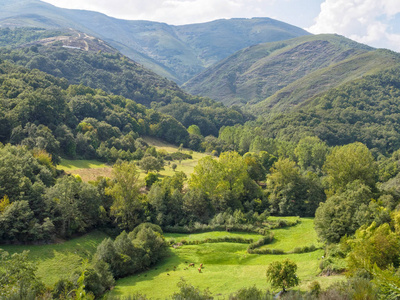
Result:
[40, 0, 400, 52]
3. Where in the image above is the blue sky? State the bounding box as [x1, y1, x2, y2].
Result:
[41, 0, 400, 52]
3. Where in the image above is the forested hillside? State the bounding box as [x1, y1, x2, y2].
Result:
[0, 59, 196, 163]
[0, 28, 249, 138]
[257, 68, 400, 154]
[0, 0, 310, 83]
[184, 34, 400, 109]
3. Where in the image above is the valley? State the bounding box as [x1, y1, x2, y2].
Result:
[0, 2, 400, 299]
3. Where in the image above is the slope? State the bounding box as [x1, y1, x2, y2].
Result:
[259, 67, 400, 153]
[0, 0, 310, 83]
[0, 27, 249, 137]
[183, 34, 387, 107]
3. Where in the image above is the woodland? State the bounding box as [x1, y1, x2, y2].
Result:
[1, 24, 400, 300]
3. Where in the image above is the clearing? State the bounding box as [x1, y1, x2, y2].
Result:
[108, 218, 343, 299]
[57, 137, 209, 181]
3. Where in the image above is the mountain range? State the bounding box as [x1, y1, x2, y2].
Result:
[2, 0, 400, 154]
[184, 34, 400, 114]
[0, 0, 310, 83]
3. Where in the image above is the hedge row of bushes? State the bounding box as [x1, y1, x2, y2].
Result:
[248, 248, 285, 254]
[248, 244, 319, 255]
[170, 236, 254, 246]
[265, 217, 301, 229]
[291, 244, 317, 254]
[164, 224, 268, 235]
[247, 232, 274, 250]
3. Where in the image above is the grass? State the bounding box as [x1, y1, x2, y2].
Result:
[58, 159, 108, 171]
[57, 137, 209, 182]
[165, 231, 264, 243]
[0, 231, 108, 287]
[107, 218, 344, 299]
[261, 217, 322, 252]
[143, 136, 209, 178]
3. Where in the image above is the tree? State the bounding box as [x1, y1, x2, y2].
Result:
[294, 136, 328, 171]
[144, 172, 160, 188]
[171, 279, 213, 300]
[346, 222, 400, 276]
[314, 181, 373, 243]
[0, 250, 45, 299]
[187, 124, 202, 136]
[46, 175, 101, 237]
[266, 158, 324, 216]
[266, 259, 299, 293]
[323, 142, 377, 195]
[107, 161, 143, 230]
[139, 156, 164, 173]
[189, 152, 250, 212]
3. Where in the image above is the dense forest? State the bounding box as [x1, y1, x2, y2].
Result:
[1, 27, 400, 300]
[0, 28, 249, 138]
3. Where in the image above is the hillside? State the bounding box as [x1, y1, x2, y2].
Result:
[258, 67, 400, 153]
[0, 58, 196, 164]
[183, 34, 400, 111]
[0, 27, 249, 137]
[0, 0, 310, 83]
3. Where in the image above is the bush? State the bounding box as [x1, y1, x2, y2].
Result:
[247, 233, 274, 251]
[291, 244, 317, 254]
[229, 286, 274, 300]
[163, 223, 267, 235]
[247, 248, 285, 255]
[179, 236, 254, 245]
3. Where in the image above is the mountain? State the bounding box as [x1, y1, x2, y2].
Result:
[0, 27, 249, 138]
[258, 67, 400, 153]
[0, 0, 310, 83]
[183, 34, 400, 109]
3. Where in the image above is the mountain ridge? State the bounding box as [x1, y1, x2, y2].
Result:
[182, 34, 400, 113]
[0, 0, 311, 83]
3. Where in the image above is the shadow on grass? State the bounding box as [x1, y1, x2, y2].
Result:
[0, 230, 107, 261]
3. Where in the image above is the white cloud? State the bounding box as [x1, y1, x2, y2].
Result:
[308, 0, 400, 51]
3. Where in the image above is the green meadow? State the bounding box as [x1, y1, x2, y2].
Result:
[108, 218, 344, 299]
[1, 218, 344, 298]
[57, 137, 209, 182]
[0, 231, 108, 287]
[58, 159, 108, 171]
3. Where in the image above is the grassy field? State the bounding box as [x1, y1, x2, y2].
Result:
[58, 159, 112, 182]
[142, 136, 209, 178]
[57, 137, 209, 181]
[0, 231, 108, 287]
[261, 217, 322, 252]
[165, 231, 264, 243]
[58, 159, 108, 171]
[0, 218, 344, 298]
[108, 218, 344, 299]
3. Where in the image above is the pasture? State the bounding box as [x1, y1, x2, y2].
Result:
[0, 231, 108, 287]
[108, 218, 344, 299]
[57, 137, 209, 181]
[0, 218, 344, 298]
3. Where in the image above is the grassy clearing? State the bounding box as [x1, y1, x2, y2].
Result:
[164, 231, 264, 243]
[108, 218, 343, 299]
[56, 138, 209, 182]
[0, 231, 108, 287]
[58, 159, 112, 182]
[109, 246, 342, 299]
[261, 217, 322, 252]
[143, 136, 209, 178]
[58, 159, 108, 171]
